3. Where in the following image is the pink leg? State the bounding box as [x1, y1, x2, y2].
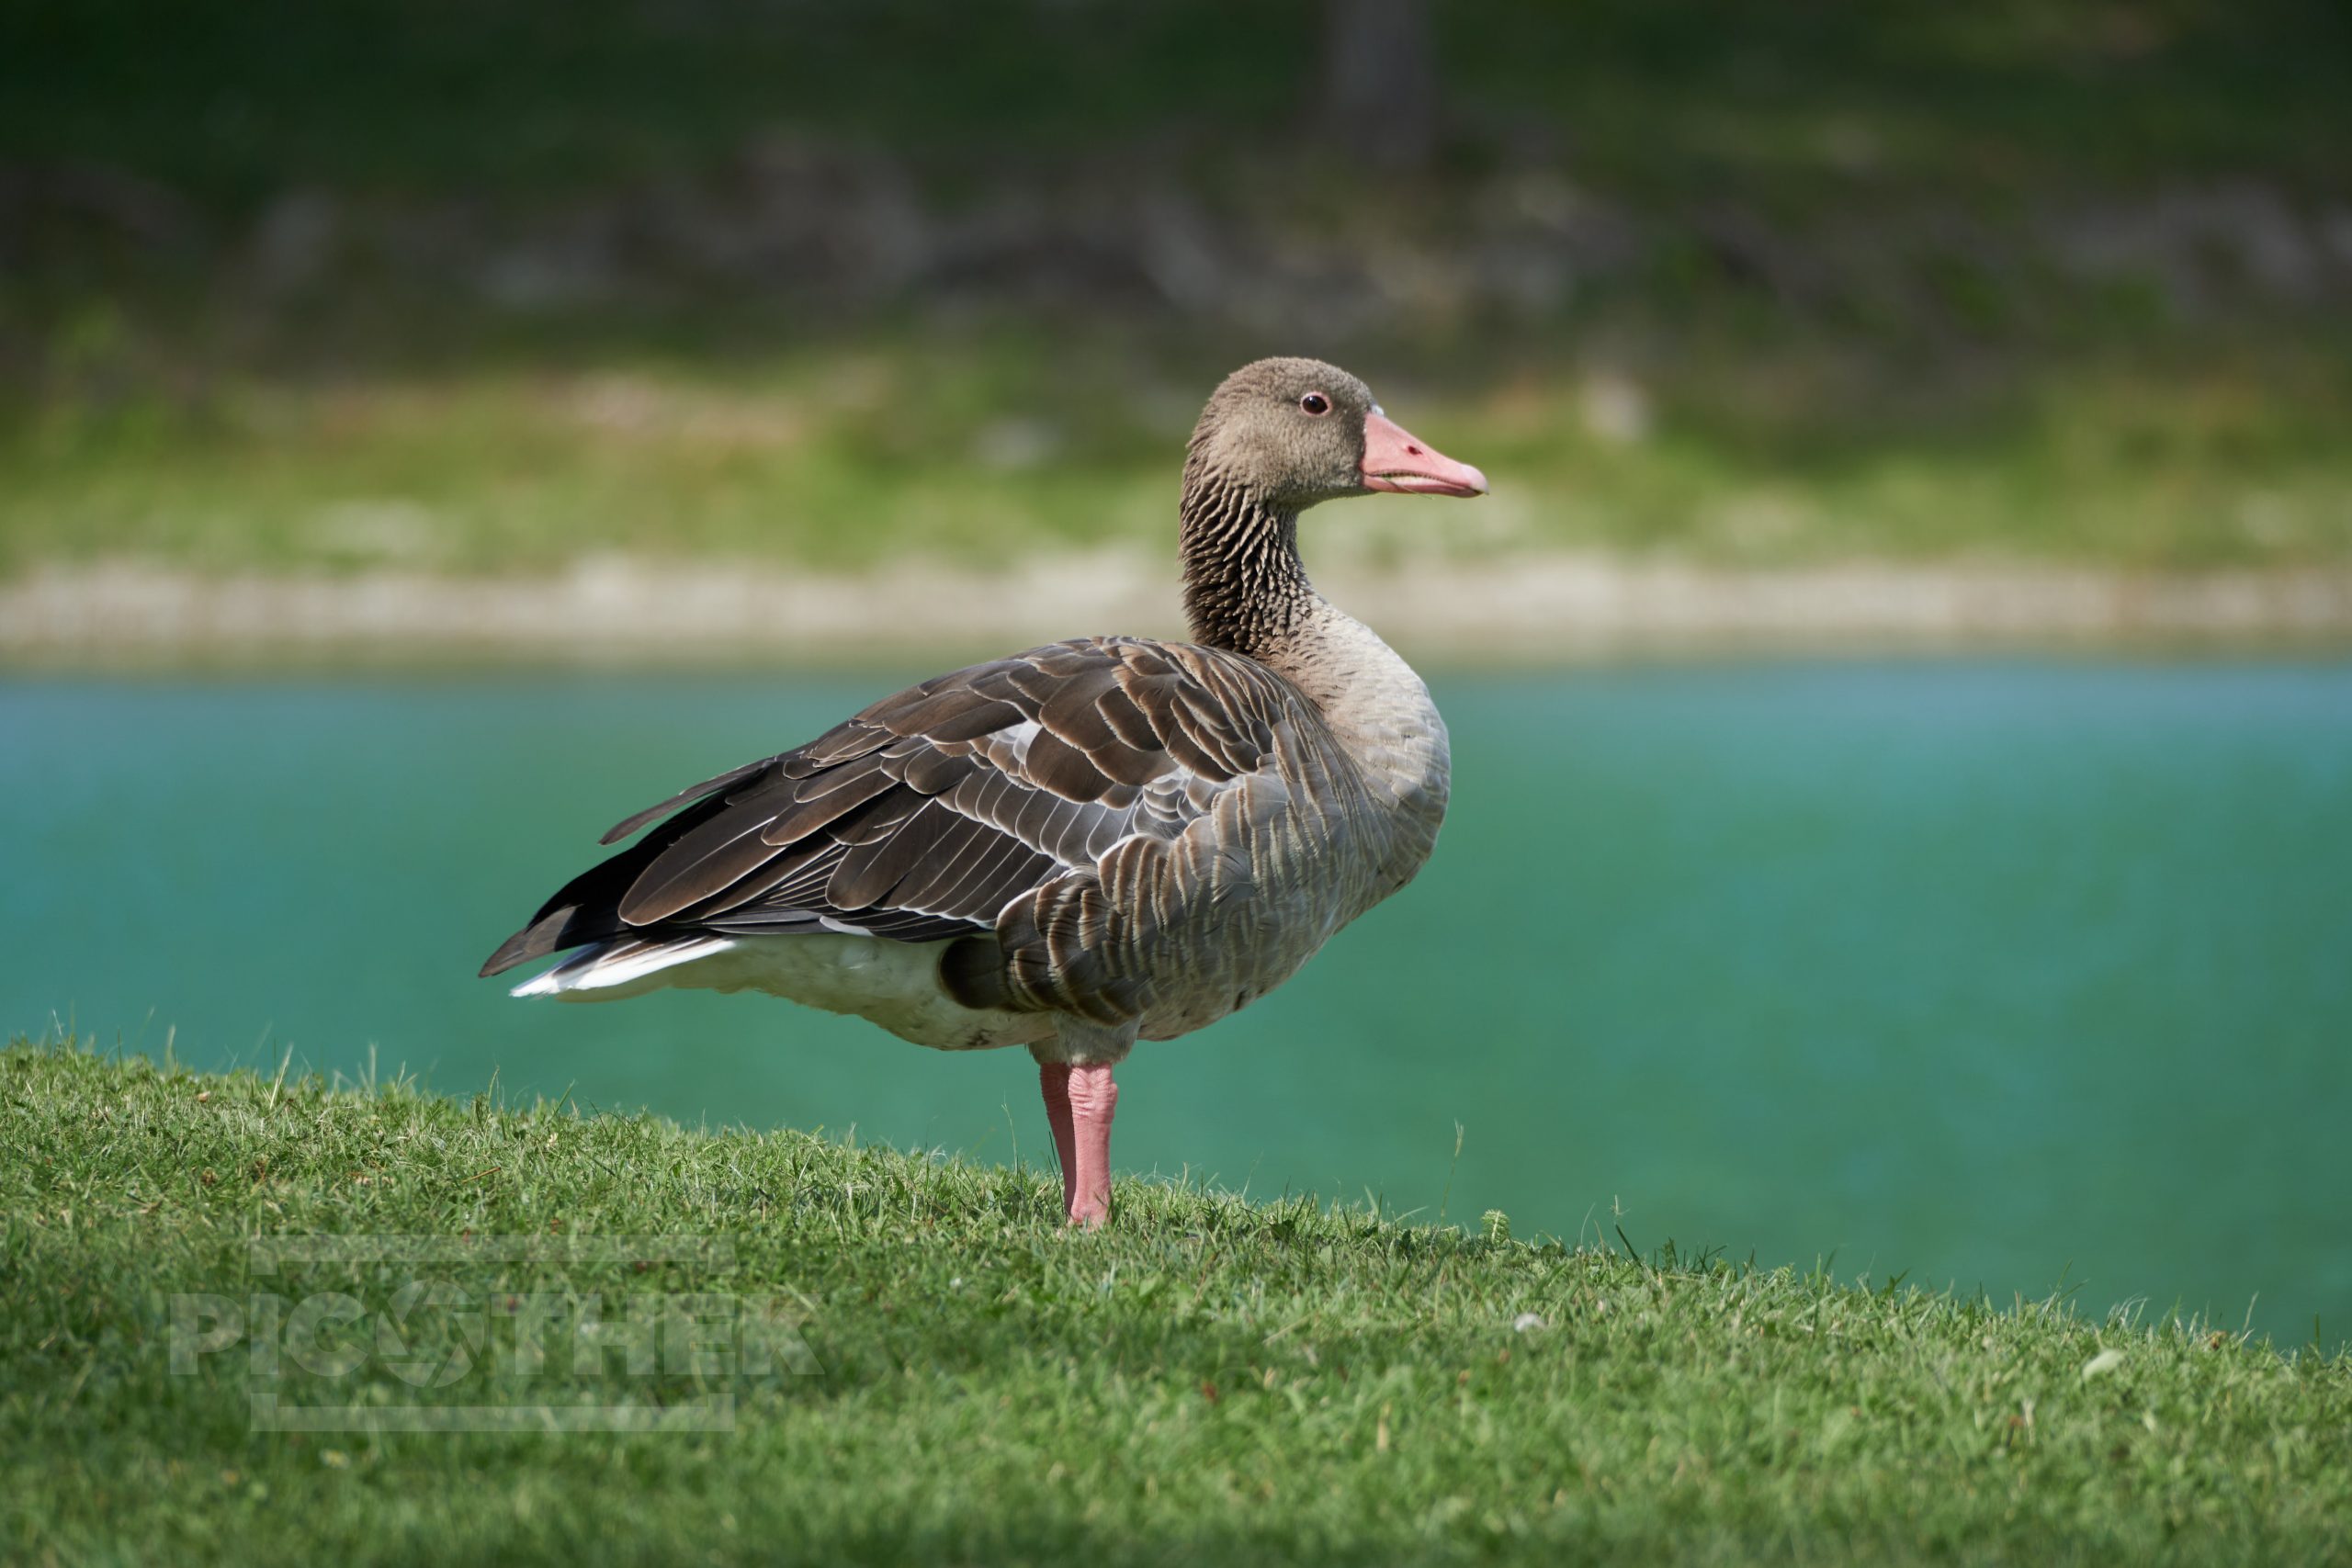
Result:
[1037, 1064, 1078, 1216]
[1063, 1063, 1118, 1228]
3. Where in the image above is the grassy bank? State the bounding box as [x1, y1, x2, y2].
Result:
[12, 330, 2352, 582]
[5, 1040, 2346, 1565]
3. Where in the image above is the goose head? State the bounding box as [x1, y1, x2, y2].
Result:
[1186, 356, 1488, 510]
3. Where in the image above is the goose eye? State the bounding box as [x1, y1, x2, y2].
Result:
[1299, 392, 1331, 416]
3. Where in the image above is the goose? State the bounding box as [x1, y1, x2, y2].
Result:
[480, 357, 1487, 1225]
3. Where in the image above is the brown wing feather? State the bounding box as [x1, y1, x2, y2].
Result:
[597, 757, 773, 845]
[480, 637, 1303, 983]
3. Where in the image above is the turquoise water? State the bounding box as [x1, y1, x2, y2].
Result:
[6, 662, 2348, 1345]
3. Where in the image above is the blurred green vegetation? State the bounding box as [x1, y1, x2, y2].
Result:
[8, 0, 2346, 203]
[10, 327, 2352, 576]
[5, 0, 2350, 577]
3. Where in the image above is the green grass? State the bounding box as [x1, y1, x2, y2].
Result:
[6, 1038, 2348, 1566]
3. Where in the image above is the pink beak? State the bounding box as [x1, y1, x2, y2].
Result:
[1360, 412, 1488, 498]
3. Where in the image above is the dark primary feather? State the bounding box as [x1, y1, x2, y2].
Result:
[596, 757, 771, 845]
[480, 637, 1301, 990]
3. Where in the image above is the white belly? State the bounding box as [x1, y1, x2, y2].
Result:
[512, 933, 1053, 1052]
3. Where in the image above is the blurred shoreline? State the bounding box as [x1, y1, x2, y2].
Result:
[7, 556, 2348, 670]
[9, 6, 2350, 670]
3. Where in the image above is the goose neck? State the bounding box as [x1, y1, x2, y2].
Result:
[1178, 464, 1316, 660]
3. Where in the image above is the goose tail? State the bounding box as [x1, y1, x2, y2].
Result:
[508, 936, 739, 1001]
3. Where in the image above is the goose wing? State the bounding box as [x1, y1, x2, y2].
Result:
[479, 637, 1298, 979]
